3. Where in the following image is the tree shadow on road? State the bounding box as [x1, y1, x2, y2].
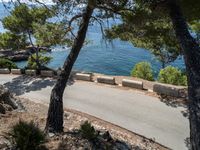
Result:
[3, 75, 75, 96]
[184, 137, 191, 150]
[158, 94, 188, 108]
[158, 94, 189, 118]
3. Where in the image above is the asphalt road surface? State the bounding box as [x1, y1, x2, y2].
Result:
[0, 74, 189, 150]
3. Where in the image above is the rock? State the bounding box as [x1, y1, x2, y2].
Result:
[102, 131, 113, 142]
[0, 103, 6, 114]
[3, 104, 13, 111]
[26, 46, 51, 53]
[0, 49, 13, 56]
[48, 133, 55, 138]
[0, 137, 11, 150]
[0, 85, 10, 101]
[114, 140, 132, 150]
[8, 54, 29, 61]
[13, 50, 29, 55]
[0, 85, 18, 113]
[0, 143, 7, 149]
[0, 54, 6, 58]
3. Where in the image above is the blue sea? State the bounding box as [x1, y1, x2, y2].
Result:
[0, 3, 185, 76]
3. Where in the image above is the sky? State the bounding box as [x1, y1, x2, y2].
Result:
[1, 0, 54, 5]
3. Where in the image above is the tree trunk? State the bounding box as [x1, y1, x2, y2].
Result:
[45, 2, 94, 133]
[168, 0, 200, 149]
[27, 30, 41, 70]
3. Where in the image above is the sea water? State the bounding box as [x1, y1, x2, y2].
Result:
[0, 3, 185, 76]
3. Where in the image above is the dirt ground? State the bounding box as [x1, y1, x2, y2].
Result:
[0, 97, 169, 150]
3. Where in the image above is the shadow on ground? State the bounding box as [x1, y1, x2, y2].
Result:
[184, 137, 191, 150]
[3, 75, 75, 96]
[56, 131, 134, 150]
[158, 94, 188, 108]
[158, 94, 189, 118]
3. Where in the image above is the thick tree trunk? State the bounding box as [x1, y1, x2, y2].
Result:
[45, 3, 94, 133]
[168, 0, 200, 149]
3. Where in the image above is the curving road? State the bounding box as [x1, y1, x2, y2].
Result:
[0, 74, 189, 150]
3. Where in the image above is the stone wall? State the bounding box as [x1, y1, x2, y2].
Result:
[0, 69, 188, 98]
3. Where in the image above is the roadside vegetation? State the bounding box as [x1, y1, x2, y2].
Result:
[158, 66, 187, 86]
[0, 0, 200, 149]
[27, 54, 52, 70]
[6, 121, 46, 150]
[131, 62, 154, 81]
[0, 58, 17, 70]
[130, 62, 187, 86]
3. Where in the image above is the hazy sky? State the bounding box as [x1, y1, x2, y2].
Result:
[2, 0, 54, 4]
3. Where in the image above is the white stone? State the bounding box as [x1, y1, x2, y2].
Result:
[97, 76, 115, 85]
[0, 68, 10, 74]
[122, 79, 143, 90]
[11, 69, 22, 74]
[153, 83, 186, 97]
[75, 73, 91, 81]
[40, 70, 54, 77]
[25, 70, 36, 76]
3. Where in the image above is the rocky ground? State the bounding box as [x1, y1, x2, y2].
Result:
[0, 86, 169, 150]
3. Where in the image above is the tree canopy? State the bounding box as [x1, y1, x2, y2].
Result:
[105, 0, 200, 67]
[0, 3, 71, 50]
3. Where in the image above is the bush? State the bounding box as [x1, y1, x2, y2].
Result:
[0, 58, 17, 70]
[158, 66, 187, 86]
[131, 62, 154, 81]
[27, 54, 52, 69]
[7, 120, 46, 150]
[79, 121, 97, 141]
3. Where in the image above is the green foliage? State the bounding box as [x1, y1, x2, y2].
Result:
[0, 58, 17, 70]
[27, 54, 52, 69]
[2, 4, 54, 34]
[106, 0, 200, 67]
[7, 120, 46, 150]
[3, 4, 33, 34]
[131, 62, 154, 81]
[0, 32, 28, 50]
[158, 66, 187, 86]
[1, 4, 65, 50]
[33, 23, 72, 47]
[106, 9, 181, 67]
[80, 121, 97, 141]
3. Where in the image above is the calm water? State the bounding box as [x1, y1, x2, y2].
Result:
[0, 3, 185, 76]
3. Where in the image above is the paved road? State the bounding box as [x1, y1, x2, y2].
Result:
[0, 74, 189, 150]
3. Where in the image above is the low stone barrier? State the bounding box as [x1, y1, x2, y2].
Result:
[153, 83, 187, 98]
[122, 79, 143, 90]
[25, 70, 36, 76]
[11, 69, 22, 75]
[40, 70, 54, 77]
[0, 68, 10, 74]
[75, 73, 91, 81]
[97, 76, 115, 85]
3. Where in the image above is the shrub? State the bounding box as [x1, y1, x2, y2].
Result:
[0, 58, 17, 70]
[158, 66, 187, 86]
[79, 121, 97, 141]
[131, 62, 154, 81]
[7, 120, 46, 150]
[27, 54, 52, 69]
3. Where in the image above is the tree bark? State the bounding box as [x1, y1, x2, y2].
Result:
[45, 2, 94, 133]
[168, 0, 200, 149]
[27, 30, 41, 70]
